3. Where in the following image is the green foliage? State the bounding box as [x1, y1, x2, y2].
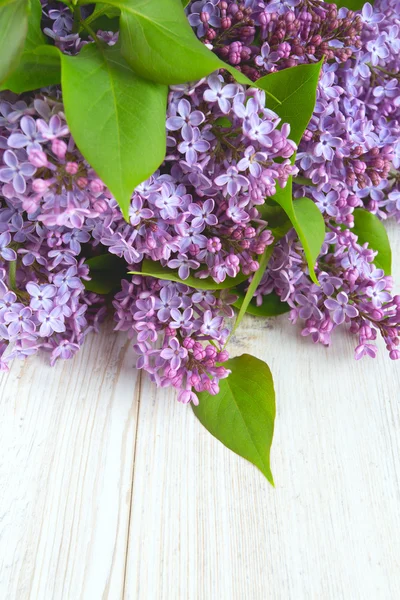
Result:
[194, 354, 276, 484]
[257, 61, 323, 145]
[0, 0, 29, 84]
[0, 0, 60, 92]
[232, 245, 275, 334]
[331, 0, 365, 8]
[85, 0, 226, 84]
[352, 208, 392, 274]
[233, 291, 289, 317]
[130, 259, 250, 290]
[60, 43, 168, 220]
[85, 254, 127, 294]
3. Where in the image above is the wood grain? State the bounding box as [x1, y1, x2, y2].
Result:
[0, 322, 140, 600]
[0, 226, 399, 600]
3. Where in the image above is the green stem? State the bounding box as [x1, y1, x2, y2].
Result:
[8, 260, 17, 291]
[293, 176, 314, 186]
[80, 19, 101, 44]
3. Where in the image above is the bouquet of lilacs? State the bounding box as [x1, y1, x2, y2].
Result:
[0, 0, 398, 482]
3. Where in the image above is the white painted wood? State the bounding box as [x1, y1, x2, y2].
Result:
[0, 321, 140, 600]
[124, 224, 400, 600]
[0, 226, 398, 600]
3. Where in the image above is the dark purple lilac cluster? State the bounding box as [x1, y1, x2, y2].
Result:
[187, 0, 400, 224]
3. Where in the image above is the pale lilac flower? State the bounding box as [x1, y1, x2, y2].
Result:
[178, 126, 210, 165]
[154, 286, 181, 321]
[200, 310, 223, 338]
[367, 34, 389, 66]
[203, 74, 238, 113]
[366, 280, 391, 308]
[38, 306, 65, 337]
[188, 199, 217, 228]
[0, 149, 36, 194]
[0, 232, 17, 261]
[214, 167, 249, 196]
[312, 190, 339, 217]
[244, 114, 274, 146]
[314, 133, 342, 161]
[166, 98, 205, 138]
[26, 282, 56, 311]
[4, 306, 35, 336]
[160, 337, 188, 371]
[167, 255, 200, 280]
[7, 116, 43, 151]
[169, 307, 194, 330]
[324, 292, 359, 324]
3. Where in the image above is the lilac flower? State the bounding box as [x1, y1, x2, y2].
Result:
[0, 232, 17, 261]
[226, 198, 250, 223]
[151, 183, 183, 220]
[154, 286, 181, 322]
[214, 167, 249, 196]
[200, 310, 223, 338]
[255, 42, 280, 70]
[188, 199, 217, 228]
[244, 114, 275, 147]
[0, 149, 36, 194]
[169, 307, 194, 331]
[167, 255, 200, 280]
[366, 280, 391, 308]
[36, 115, 69, 140]
[160, 337, 188, 371]
[166, 99, 205, 138]
[4, 306, 35, 337]
[203, 74, 238, 113]
[178, 127, 210, 166]
[50, 340, 80, 366]
[53, 266, 83, 295]
[367, 34, 389, 66]
[38, 306, 66, 337]
[187, 0, 220, 37]
[133, 297, 155, 320]
[312, 190, 339, 217]
[26, 282, 56, 311]
[361, 3, 384, 26]
[324, 292, 359, 324]
[314, 133, 342, 161]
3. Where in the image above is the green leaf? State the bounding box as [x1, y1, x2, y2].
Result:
[232, 244, 274, 334]
[129, 258, 250, 290]
[85, 254, 127, 294]
[258, 199, 292, 240]
[1, 0, 61, 92]
[1, 45, 61, 92]
[330, 0, 364, 8]
[83, 3, 121, 31]
[87, 0, 257, 87]
[60, 43, 168, 220]
[193, 354, 276, 484]
[233, 290, 289, 317]
[271, 188, 325, 284]
[0, 0, 29, 84]
[256, 61, 323, 145]
[352, 208, 392, 275]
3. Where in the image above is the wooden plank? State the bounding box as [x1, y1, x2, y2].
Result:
[124, 224, 400, 600]
[0, 321, 140, 600]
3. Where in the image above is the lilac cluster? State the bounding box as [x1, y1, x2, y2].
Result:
[187, 0, 400, 225]
[113, 277, 234, 404]
[187, 0, 363, 77]
[102, 75, 296, 283]
[2, 85, 291, 399]
[257, 227, 400, 360]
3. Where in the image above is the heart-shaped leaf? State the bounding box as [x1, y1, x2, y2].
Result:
[129, 258, 250, 290]
[60, 43, 168, 219]
[257, 61, 323, 145]
[86, 0, 256, 87]
[233, 290, 289, 317]
[352, 208, 392, 275]
[0, 0, 29, 83]
[193, 354, 276, 484]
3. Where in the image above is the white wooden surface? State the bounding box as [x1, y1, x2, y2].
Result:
[0, 225, 399, 600]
